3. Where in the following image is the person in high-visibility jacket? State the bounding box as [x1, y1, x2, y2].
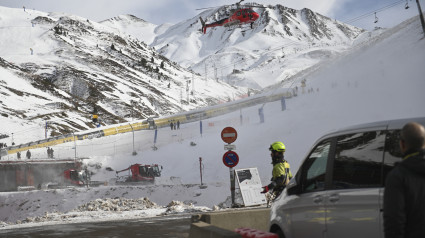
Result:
[261, 141, 292, 197]
[92, 114, 98, 124]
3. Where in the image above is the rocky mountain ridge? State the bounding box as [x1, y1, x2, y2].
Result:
[0, 3, 366, 140]
[0, 6, 247, 139]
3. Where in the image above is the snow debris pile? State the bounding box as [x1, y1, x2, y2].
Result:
[163, 200, 211, 215]
[74, 197, 158, 212]
[0, 197, 213, 229]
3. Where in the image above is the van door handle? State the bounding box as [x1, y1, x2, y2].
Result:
[313, 195, 323, 203]
[329, 194, 340, 203]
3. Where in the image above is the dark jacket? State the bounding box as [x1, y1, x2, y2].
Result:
[384, 149, 425, 238]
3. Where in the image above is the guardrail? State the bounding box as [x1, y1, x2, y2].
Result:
[0, 90, 291, 157]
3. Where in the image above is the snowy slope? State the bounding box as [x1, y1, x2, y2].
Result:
[0, 6, 248, 141]
[149, 4, 365, 89]
[0, 15, 424, 229]
[99, 14, 160, 45]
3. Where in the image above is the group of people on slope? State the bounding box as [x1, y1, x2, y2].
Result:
[170, 120, 180, 130]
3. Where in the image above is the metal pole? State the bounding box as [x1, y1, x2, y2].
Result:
[72, 131, 76, 162]
[240, 109, 243, 125]
[153, 129, 158, 150]
[417, 0, 425, 35]
[230, 167, 235, 207]
[199, 157, 203, 185]
[200, 120, 203, 137]
[129, 124, 137, 155]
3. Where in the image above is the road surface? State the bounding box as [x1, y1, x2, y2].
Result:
[0, 215, 191, 238]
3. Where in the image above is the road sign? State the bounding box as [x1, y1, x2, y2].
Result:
[224, 144, 236, 151]
[221, 127, 238, 144]
[235, 168, 267, 206]
[223, 150, 239, 168]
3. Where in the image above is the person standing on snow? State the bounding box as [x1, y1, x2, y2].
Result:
[384, 122, 425, 238]
[26, 150, 31, 159]
[261, 141, 292, 198]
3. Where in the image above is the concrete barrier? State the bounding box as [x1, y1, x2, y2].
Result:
[189, 221, 242, 238]
[189, 207, 271, 238]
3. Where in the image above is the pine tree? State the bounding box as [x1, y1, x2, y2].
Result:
[140, 58, 147, 67]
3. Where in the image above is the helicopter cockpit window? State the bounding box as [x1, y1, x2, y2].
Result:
[237, 11, 241, 16]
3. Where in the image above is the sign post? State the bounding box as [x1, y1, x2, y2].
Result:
[221, 127, 238, 207]
[199, 157, 203, 185]
[200, 120, 203, 137]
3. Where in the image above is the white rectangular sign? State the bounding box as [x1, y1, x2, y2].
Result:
[223, 133, 236, 138]
[235, 168, 266, 206]
[224, 144, 236, 150]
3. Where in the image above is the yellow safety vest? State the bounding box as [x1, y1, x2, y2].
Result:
[272, 161, 292, 184]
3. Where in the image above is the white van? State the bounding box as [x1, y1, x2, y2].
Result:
[269, 117, 425, 238]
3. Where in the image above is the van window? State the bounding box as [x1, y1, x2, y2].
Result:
[300, 141, 330, 193]
[383, 130, 403, 183]
[331, 131, 385, 189]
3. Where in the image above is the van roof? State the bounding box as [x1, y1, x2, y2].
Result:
[317, 116, 425, 142]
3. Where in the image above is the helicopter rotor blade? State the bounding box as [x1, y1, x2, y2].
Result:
[196, 4, 233, 11]
[196, 6, 217, 10]
[196, 1, 266, 11]
[241, 4, 268, 9]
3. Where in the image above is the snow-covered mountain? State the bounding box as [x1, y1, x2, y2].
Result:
[144, 4, 365, 89]
[1, 15, 424, 230]
[0, 6, 248, 138]
[0, 3, 368, 141]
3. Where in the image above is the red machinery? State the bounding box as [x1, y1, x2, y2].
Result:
[115, 164, 162, 184]
[48, 168, 104, 189]
[63, 168, 87, 186]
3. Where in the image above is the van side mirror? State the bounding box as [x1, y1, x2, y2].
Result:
[287, 180, 300, 195]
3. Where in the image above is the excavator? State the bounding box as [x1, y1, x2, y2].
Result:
[114, 164, 162, 184]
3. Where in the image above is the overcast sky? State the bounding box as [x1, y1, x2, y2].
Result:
[0, 0, 422, 30]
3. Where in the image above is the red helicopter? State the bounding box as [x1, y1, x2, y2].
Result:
[198, 0, 261, 34]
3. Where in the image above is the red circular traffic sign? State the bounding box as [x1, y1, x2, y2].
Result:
[221, 127, 238, 144]
[223, 150, 239, 168]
